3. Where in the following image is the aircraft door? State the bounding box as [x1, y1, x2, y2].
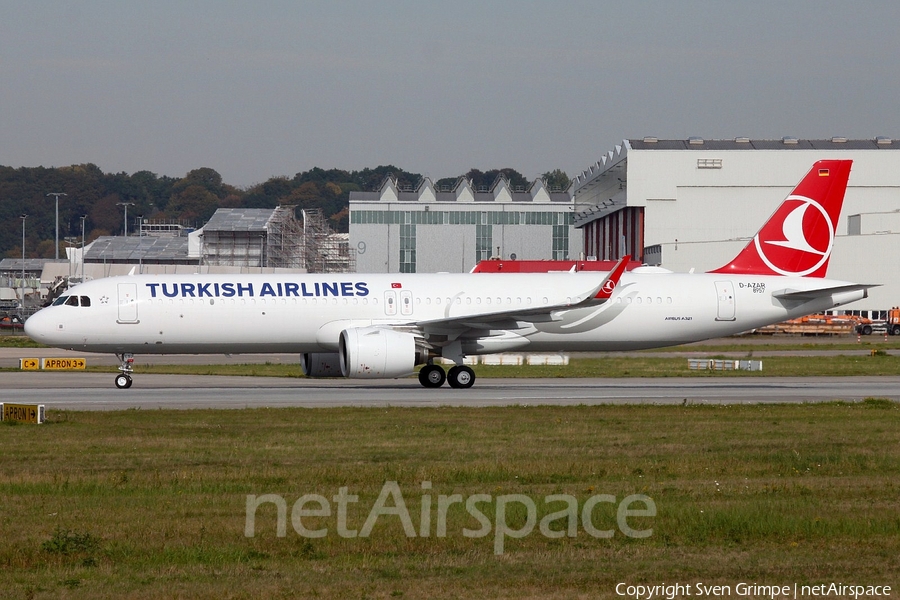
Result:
[384, 290, 397, 316]
[117, 283, 139, 323]
[400, 290, 413, 316]
[714, 281, 735, 321]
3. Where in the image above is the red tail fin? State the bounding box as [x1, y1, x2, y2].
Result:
[710, 160, 852, 278]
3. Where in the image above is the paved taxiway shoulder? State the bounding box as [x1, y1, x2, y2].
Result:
[2, 372, 898, 410]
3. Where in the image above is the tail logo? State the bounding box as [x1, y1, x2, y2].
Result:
[601, 280, 617, 295]
[753, 195, 834, 276]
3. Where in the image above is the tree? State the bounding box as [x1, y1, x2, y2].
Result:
[542, 169, 571, 191]
[166, 185, 220, 223]
[465, 168, 528, 191]
[90, 194, 125, 235]
[172, 168, 224, 198]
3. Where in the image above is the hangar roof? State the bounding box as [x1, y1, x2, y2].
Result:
[203, 208, 277, 231]
[628, 137, 898, 150]
[0, 259, 66, 273]
[84, 236, 189, 262]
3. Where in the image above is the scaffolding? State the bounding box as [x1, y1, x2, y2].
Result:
[266, 206, 304, 269]
[301, 208, 355, 273]
[196, 206, 353, 272]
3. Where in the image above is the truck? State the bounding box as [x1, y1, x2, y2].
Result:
[855, 307, 900, 336]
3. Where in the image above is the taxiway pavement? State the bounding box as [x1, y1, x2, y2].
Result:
[2, 372, 898, 410]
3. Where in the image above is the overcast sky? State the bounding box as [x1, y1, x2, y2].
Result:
[2, 1, 899, 187]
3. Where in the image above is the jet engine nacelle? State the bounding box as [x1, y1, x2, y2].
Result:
[339, 327, 429, 379]
[300, 352, 343, 377]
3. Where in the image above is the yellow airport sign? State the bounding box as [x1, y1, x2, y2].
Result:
[1, 403, 45, 424]
[41, 358, 86, 370]
[19, 358, 39, 370]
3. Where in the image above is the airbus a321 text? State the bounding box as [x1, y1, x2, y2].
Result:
[25, 160, 873, 390]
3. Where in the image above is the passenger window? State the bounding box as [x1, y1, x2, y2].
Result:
[65, 296, 79, 306]
[80, 296, 91, 307]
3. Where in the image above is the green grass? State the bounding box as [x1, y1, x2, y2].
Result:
[667, 339, 900, 352]
[59, 354, 900, 378]
[0, 333, 45, 348]
[1, 403, 898, 598]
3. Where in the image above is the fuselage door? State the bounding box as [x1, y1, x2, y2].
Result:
[384, 290, 398, 316]
[400, 290, 413, 316]
[714, 280, 735, 321]
[117, 283, 139, 323]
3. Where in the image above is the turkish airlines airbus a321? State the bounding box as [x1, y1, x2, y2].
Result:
[25, 160, 873, 390]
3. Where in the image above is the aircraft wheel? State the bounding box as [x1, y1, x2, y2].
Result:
[447, 365, 475, 389]
[115, 374, 132, 389]
[418, 365, 446, 388]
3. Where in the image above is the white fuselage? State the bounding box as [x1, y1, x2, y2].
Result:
[25, 269, 864, 356]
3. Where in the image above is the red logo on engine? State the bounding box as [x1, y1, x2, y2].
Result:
[753, 195, 834, 276]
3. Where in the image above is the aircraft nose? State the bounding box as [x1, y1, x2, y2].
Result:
[24, 309, 52, 343]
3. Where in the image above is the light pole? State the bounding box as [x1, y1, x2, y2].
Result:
[20, 215, 27, 312]
[80, 215, 87, 280]
[117, 202, 135, 237]
[46, 192, 67, 260]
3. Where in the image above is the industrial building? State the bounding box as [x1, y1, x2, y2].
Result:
[573, 137, 900, 313]
[349, 174, 580, 273]
[79, 206, 352, 273]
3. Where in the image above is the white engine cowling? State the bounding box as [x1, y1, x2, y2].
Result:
[339, 327, 428, 379]
[301, 353, 343, 377]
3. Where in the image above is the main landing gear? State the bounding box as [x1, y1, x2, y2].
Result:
[417, 363, 475, 389]
[115, 353, 134, 389]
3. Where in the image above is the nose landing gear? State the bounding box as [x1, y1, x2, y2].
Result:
[115, 353, 134, 389]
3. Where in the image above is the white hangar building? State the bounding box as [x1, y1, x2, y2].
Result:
[349, 175, 580, 273]
[573, 137, 900, 315]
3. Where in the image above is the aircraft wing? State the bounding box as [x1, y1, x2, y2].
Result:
[772, 283, 879, 301]
[414, 256, 629, 332]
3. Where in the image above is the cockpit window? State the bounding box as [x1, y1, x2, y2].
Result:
[54, 295, 92, 307]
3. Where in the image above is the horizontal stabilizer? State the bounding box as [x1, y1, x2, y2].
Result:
[772, 283, 878, 301]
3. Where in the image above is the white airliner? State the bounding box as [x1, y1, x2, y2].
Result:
[25, 160, 872, 390]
